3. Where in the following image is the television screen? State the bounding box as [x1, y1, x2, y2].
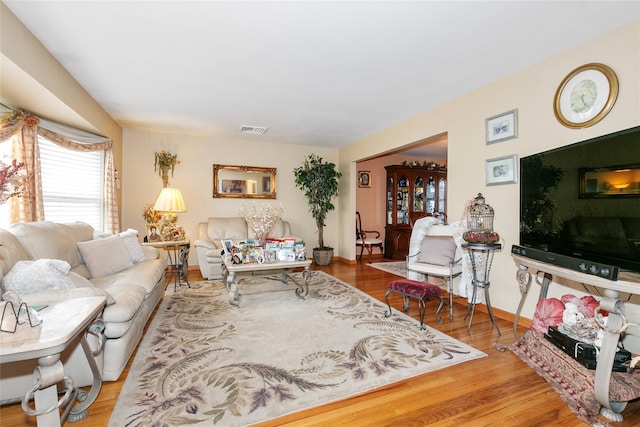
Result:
[519, 125, 640, 273]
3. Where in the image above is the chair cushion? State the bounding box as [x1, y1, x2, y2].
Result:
[387, 279, 441, 299]
[417, 236, 457, 266]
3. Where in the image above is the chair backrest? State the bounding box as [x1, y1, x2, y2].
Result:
[356, 211, 363, 239]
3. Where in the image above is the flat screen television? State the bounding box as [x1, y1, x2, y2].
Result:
[519, 125, 640, 274]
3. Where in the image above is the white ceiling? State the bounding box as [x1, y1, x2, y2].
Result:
[3, 1, 639, 159]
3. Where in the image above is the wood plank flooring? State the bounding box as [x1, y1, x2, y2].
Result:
[2, 260, 639, 426]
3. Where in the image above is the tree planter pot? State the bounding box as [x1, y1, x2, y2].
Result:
[313, 248, 334, 266]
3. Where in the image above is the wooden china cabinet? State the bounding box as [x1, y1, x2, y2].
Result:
[384, 164, 447, 259]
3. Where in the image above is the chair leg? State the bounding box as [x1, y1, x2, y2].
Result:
[384, 290, 393, 318]
[366, 245, 373, 263]
[435, 296, 445, 325]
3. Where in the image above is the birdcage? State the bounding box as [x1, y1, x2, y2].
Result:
[463, 193, 499, 244]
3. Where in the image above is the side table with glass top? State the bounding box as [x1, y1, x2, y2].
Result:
[143, 240, 190, 291]
[461, 242, 501, 335]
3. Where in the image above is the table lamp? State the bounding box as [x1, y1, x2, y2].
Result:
[153, 187, 186, 240]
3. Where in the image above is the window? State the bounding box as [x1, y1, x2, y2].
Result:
[39, 136, 104, 230]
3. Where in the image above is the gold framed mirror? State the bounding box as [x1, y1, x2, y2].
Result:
[212, 164, 277, 199]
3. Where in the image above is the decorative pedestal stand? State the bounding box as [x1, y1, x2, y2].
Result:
[462, 243, 501, 335]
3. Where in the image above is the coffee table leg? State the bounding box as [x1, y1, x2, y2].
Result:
[226, 272, 240, 305]
[295, 268, 310, 299]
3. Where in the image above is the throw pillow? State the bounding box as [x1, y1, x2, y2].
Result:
[417, 236, 457, 266]
[77, 235, 134, 278]
[119, 229, 146, 263]
[3, 259, 75, 294]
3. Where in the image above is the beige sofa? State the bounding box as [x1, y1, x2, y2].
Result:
[194, 217, 294, 279]
[0, 221, 166, 404]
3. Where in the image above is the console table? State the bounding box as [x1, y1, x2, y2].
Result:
[221, 257, 312, 306]
[0, 296, 106, 426]
[512, 253, 640, 422]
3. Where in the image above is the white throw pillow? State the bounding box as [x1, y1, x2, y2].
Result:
[3, 259, 75, 294]
[119, 229, 146, 263]
[417, 236, 457, 266]
[77, 235, 134, 278]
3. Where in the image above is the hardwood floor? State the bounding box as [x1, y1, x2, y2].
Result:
[2, 261, 639, 426]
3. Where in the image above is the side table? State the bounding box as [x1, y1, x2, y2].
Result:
[461, 242, 501, 335]
[144, 240, 190, 291]
[0, 296, 106, 426]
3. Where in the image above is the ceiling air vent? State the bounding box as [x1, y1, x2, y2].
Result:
[240, 125, 268, 135]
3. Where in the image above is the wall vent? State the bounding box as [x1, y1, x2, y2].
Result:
[240, 125, 268, 135]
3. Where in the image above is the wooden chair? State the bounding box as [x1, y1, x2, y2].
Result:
[356, 211, 384, 263]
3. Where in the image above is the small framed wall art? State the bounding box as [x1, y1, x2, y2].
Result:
[358, 171, 371, 188]
[553, 63, 619, 129]
[486, 154, 518, 186]
[485, 109, 518, 144]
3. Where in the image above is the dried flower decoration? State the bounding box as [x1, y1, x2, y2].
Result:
[154, 151, 180, 187]
[142, 204, 162, 224]
[0, 157, 27, 205]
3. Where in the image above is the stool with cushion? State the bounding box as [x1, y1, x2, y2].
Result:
[384, 278, 445, 329]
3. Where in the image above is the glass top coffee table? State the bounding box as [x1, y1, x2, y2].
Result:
[221, 257, 312, 305]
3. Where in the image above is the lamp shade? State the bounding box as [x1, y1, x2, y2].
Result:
[153, 187, 186, 212]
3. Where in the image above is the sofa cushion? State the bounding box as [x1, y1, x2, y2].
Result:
[77, 235, 134, 278]
[100, 283, 147, 323]
[3, 259, 75, 294]
[118, 229, 146, 263]
[417, 236, 457, 266]
[10, 221, 85, 269]
[207, 218, 248, 242]
[89, 258, 166, 298]
[0, 229, 31, 288]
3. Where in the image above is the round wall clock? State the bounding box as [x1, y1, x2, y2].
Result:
[553, 63, 619, 129]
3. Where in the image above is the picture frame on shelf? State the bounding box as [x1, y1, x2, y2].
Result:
[358, 171, 371, 188]
[486, 154, 518, 186]
[221, 239, 234, 255]
[485, 109, 518, 144]
[146, 224, 162, 243]
[553, 63, 619, 129]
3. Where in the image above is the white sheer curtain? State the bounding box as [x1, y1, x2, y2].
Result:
[0, 107, 120, 233]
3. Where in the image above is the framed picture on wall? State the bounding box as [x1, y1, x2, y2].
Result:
[485, 109, 518, 144]
[486, 154, 518, 186]
[358, 171, 371, 188]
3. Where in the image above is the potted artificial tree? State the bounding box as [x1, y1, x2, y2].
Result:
[294, 154, 342, 265]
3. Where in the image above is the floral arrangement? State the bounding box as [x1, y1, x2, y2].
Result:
[401, 160, 446, 170]
[142, 204, 162, 224]
[239, 202, 284, 246]
[154, 150, 180, 187]
[0, 157, 27, 205]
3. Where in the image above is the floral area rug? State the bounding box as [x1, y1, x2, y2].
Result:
[510, 331, 640, 427]
[367, 261, 407, 277]
[109, 271, 486, 427]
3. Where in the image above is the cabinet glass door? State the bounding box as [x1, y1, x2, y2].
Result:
[397, 175, 409, 224]
[426, 176, 436, 214]
[438, 177, 446, 214]
[413, 176, 425, 212]
[387, 176, 393, 224]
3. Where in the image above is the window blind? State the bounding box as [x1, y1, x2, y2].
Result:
[39, 136, 104, 230]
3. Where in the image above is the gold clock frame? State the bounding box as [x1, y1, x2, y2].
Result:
[553, 63, 619, 129]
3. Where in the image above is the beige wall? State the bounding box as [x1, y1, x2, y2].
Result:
[340, 21, 640, 342]
[121, 128, 340, 255]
